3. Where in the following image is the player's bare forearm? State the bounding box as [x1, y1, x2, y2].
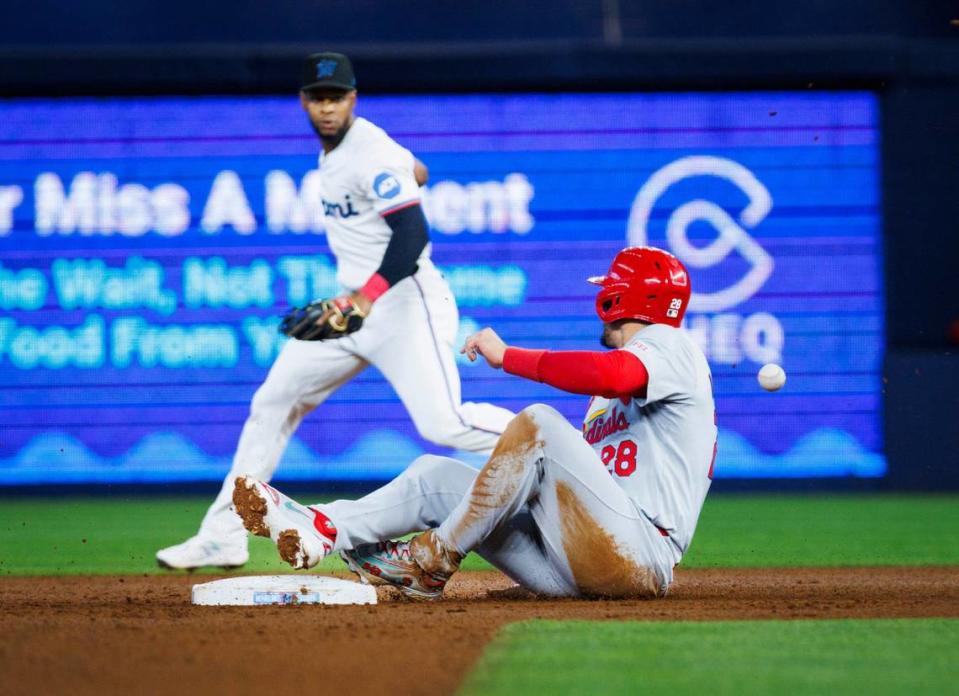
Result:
[461, 327, 508, 369]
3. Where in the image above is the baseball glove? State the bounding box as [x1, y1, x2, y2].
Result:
[279, 296, 367, 341]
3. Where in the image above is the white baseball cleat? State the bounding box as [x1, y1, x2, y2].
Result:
[232, 476, 336, 570]
[156, 534, 249, 571]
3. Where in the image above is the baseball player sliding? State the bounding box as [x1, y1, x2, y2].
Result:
[233, 247, 718, 599]
[157, 52, 515, 570]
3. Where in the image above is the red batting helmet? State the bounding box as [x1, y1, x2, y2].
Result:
[587, 247, 691, 328]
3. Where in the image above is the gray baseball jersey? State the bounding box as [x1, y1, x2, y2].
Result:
[583, 324, 717, 558]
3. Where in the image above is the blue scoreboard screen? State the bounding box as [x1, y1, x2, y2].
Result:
[0, 92, 883, 484]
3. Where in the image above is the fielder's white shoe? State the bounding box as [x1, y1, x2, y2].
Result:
[232, 476, 336, 570]
[156, 534, 249, 570]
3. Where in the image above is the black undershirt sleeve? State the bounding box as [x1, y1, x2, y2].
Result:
[376, 203, 430, 286]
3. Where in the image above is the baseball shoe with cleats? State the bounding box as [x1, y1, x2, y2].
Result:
[156, 534, 249, 571]
[232, 476, 336, 570]
[340, 531, 462, 601]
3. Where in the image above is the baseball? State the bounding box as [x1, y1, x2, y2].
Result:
[758, 363, 786, 391]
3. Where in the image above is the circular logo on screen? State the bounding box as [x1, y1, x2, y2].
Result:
[372, 172, 401, 199]
[626, 155, 774, 313]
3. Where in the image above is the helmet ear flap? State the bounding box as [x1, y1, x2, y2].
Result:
[599, 295, 622, 312]
[596, 286, 628, 322]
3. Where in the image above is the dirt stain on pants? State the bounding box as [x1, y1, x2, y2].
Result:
[447, 411, 542, 550]
[556, 481, 661, 599]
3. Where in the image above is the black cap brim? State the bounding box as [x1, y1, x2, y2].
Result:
[301, 81, 355, 93]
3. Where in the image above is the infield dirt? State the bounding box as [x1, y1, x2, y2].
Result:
[1, 566, 957, 696]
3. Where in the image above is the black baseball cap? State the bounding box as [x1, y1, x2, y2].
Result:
[301, 52, 356, 92]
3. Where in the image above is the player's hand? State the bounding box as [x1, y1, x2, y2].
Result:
[461, 328, 508, 369]
[279, 292, 370, 341]
[347, 291, 373, 317]
[310, 291, 373, 329]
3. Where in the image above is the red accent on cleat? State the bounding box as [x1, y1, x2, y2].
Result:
[308, 506, 338, 543]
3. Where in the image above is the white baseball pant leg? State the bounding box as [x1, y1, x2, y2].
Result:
[198, 336, 367, 540]
[202, 263, 513, 544]
[361, 267, 515, 452]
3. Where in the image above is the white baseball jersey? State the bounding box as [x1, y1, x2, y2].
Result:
[317, 116, 430, 290]
[190, 115, 516, 547]
[582, 324, 717, 558]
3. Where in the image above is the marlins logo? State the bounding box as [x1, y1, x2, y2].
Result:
[315, 60, 338, 79]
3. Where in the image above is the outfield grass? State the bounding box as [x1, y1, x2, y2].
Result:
[684, 493, 959, 568]
[0, 494, 957, 575]
[3, 494, 955, 695]
[459, 618, 959, 696]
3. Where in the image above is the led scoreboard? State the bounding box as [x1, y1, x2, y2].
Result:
[0, 92, 884, 483]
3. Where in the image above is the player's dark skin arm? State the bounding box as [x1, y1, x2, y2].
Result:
[414, 158, 429, 186]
